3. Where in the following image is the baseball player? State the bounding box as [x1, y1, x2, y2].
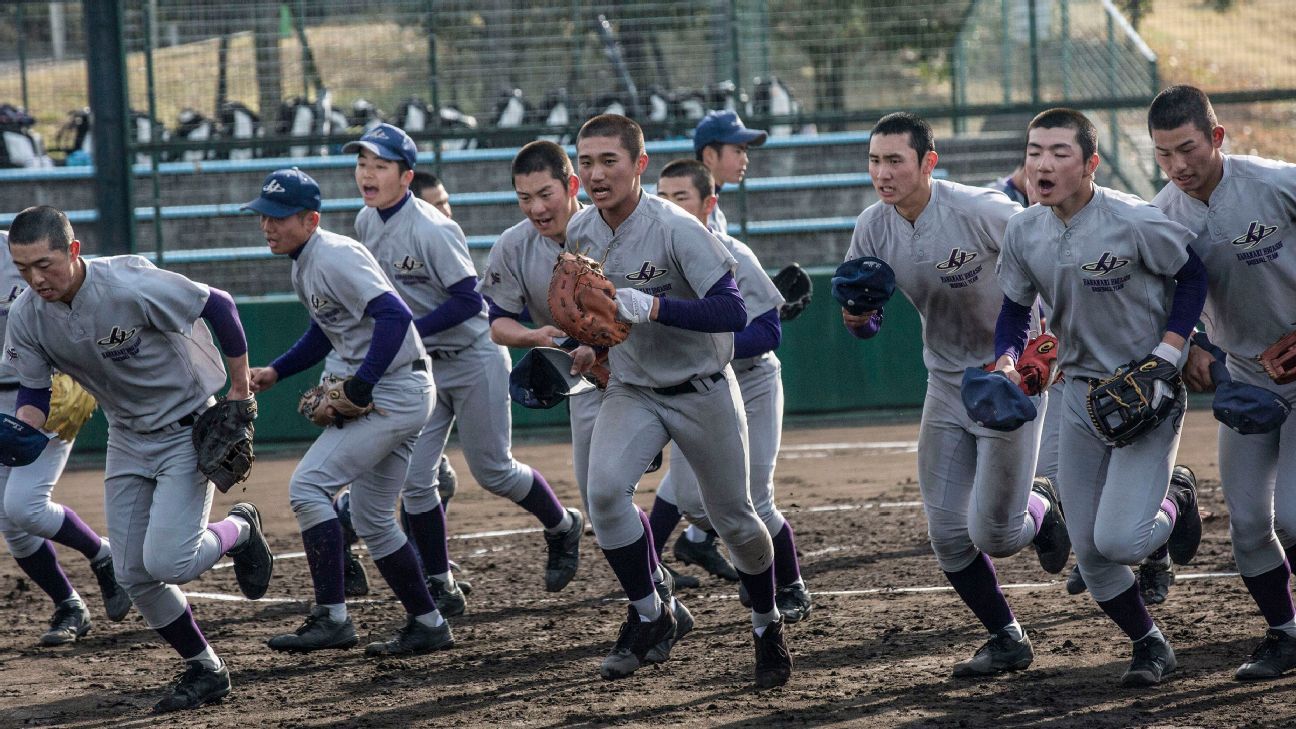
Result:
[0, 231, 131, 645]
[343, 125, 583, 597]
[993, 108, 1206, 686]
[987, 153, 1031, 207]
[1148, 85, 1296, 679]
[568, 114, 792, 688]
[3, 205, 273, 712]
[693, 110, 767, 235]
[646, 158, 812, 622]
[842, 112, 1068, 678]
[247, 168, 453, 657]
[411, 170, 453, 220]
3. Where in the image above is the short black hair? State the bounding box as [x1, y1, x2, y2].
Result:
[659, 159, 715, 200]
[511, 140, 574, 186]
[410, 170, 442, 198]
[577, 114, 645, 159]
[695, 141, 724, 163]
[1028, 108, 1097, 160]
[8, 205, 73, 252]
[871, 112, 936, 160]
[1147, 85, 1218, 138]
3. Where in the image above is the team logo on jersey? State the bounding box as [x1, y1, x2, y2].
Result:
[935, 248, 978, 272]
[1231, 221, 1278, 250]
[96, 326, 137, 348]
[489, 271, 501, 285]
[4, 346, 15, 361]
[1080, 252, 1129, 277]
[262, 179, 287, 194]
[625, 261, 668, 284]
[0, 284, 23, 312]
[309, 294, 333, 312]
[393, 256, 425, 273]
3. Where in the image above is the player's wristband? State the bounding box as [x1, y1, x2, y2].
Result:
[1152, 341, 1184, 370]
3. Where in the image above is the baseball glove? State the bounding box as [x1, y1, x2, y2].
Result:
[1259, 330, 1296, 385]
[1086, 354, 1184, 448]
[1015, 334, 1061, 396]
[548, 251, 630, 348]
[771, 263, 812, 322]
[44, 373, 97, 442]
[299, 378, 374, 428]
[191, 397, 257, 493]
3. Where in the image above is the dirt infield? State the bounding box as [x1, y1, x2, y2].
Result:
[0, 408, 1290, 728]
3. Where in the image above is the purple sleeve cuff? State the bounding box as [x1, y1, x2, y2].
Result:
[734, 308, 782, 359]
[654, 273, 746, 333]
[270, 321, 333, 380]
[357, 291, 413, 384]
[16, 385, 51, 418]
[486, 297, 520, 323]
[1167, 247, 1208, 339]
[199, 287, 248, 357]
[847, 310, 884, 339]
[414, 276, 484, 338]
[994, 295, 1033, 360]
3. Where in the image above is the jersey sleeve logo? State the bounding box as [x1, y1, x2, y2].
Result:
[625, 261, 668, 283]
[309, 294, 333, 311]
[4, 346, 15, 361]
[1232, 221, 1278, 250]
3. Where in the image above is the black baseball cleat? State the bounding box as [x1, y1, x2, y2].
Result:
[1030, 476, 1071, 575]
[90, 553, 132, 622]
[40, 598, 91, 646]
[645, 596, 694, 664]
[1121, 632, 1176, 687]
[776, 582, 813, 624]
[364, 615, 455, 656]
[436, 455, 457, 510]
[1236, 629, 1296, 680]
[152, 661, 231, 713]
[673, 532, 739, 582]
[952, 628, 1034, 677]
[428, 576, 468, 618]
[343, 549, 370, 597]
[753, 619, 793, 689]
[663, 563, 700, 590]
[1167, 466, 1202, 566]
[1139, 557, 1175, 605]
[1066, 564, 1087, 595]
[544, 508, 583, 592]
[267, 606, 358, 652]
[600, 604, 677, 680]
[226, 503, 273, 600]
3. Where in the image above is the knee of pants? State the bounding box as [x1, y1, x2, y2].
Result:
[468, 460, 531, 503]
[2, 491, 57, 538]
[587, 487, 643, 550]
[929, 530, 979, 572]
[684, 512, 715, 534]
[400, 478, 442, 515]
[290, 482, 340, 533]
[350, 500, 406, 560]
[967, 516, 1024, 560]
[714, 515, 773, 575]
[1074, 553, 1134, 602]
[143, 548, 207, 585]
[1229, 520, 1285, 570]
[1273, 505, 1296, 550]
[2, 529, 44, 559]
[1092, 530, 1150, 567]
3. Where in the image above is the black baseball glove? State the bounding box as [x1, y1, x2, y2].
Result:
[1086, 354, 1183, 448]
[192, 397, 257, 492]
[771, 263, 812, 322]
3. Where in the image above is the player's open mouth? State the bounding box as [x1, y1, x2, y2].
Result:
[532, 216, 553, 228]
[1036, 179, 1055, 194]
[361, 185, 379, 197]
[1174, 175, 1194, 186]
[589, 188, 611, 199]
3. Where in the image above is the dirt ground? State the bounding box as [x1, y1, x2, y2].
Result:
[0, 407, 1290, 728]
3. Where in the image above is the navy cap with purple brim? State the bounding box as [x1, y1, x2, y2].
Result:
[342, 122, 418, 170]
[692, 110, 768, 154]
[241, 167, 321, 218]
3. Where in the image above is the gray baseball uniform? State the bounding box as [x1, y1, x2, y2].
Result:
[707, 204, 728, 235]
[847, 179, 1041, 571]
[997, 185, 1194, 601]
[1154, 154, 1296, 576]
[4, 255, 227, 630]
[567, 193, 772, 574]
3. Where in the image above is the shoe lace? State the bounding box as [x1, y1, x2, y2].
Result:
[1250, 631, 1286, 661]
[49, 602, 81, 629]
[171, 663, 207, 696]
[757, 626, 790, 665]
[296, 613, 325, 635]
[544, 527, 573, 571]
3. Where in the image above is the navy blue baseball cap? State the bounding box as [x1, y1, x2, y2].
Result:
[832, 256, 897, 314]
[693, 110, 768, 154]
[961, 368, 1038, 432]
[342, 122, 418, 169]
[241, 167, 321, 218]
[1214, 381, 1291, 434]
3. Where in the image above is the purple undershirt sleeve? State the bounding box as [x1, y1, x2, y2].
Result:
[269, 321, 333, 380]
[356, 291, 413, 384]
[653, 273, 746, 333]
[994, 296, 1033, 360]
[1167, 247, 1208, 340]
[16, 385, 51, 418]
[199, 287, 248, 357]
[414, 276, 483, 338]
[734, 308, 782, 359]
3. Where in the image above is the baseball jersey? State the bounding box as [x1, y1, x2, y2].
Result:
[987, 175, 1030, 207]
[997, 185, 1194, 380]
[707, 204, 728, 235]
[355, 196, 488, 352]
[4, 255, 226, 431]
[566, 192, 737, 388]
[846, 179, 1024, 379]
[1153, 154, 1296, 362]
[717, 232, 784, 371]
[477, 212, 578, 326]
[0, 234, 23, 386]
[291, 227, 427, 374]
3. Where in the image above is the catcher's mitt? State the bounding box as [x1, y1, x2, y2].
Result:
[1015, 334, 1061, 396]
[192, 397, 257, 493]
[299, 378, 375, 428]
[1086, 354, 1184, 448]
[45, 373, 97, 442]
[772, 263, 812, 322]
[1259, 330, 1296, 385]
[548, 251, 630, 348]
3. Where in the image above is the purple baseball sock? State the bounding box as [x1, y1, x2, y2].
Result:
[1287, 546, 1296, 572]
[373, 541, 437, 616]
[637, 507, 660, 572]
[406, 505, 451, 577]
[738, 564, 777, 614]
[517, 471, 566, 530]
[1242, 562, 1296, 627]
[943, 552, 1015, 633]
[771, 523, 803, 587]
[207, 518, 241, 555]
[14, 540, 73, 604]
[302, 520, 346, 606]
[1160, 496, 1178, 526]
[1027, 491, 1049, 534]
[52, 508, 103, 561]
[156, 605, 209, 659]
[647, 497, 681, 560]
[602, 528, 656, 602]
[1097, 581, 1156, 640]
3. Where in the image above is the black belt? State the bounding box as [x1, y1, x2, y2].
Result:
[652, 371, 724, 397]
[0, 383, 19, 392]
[411, 357, 429, 371]
[176, 412, 198, 427]
[427, 348, 466, 361]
